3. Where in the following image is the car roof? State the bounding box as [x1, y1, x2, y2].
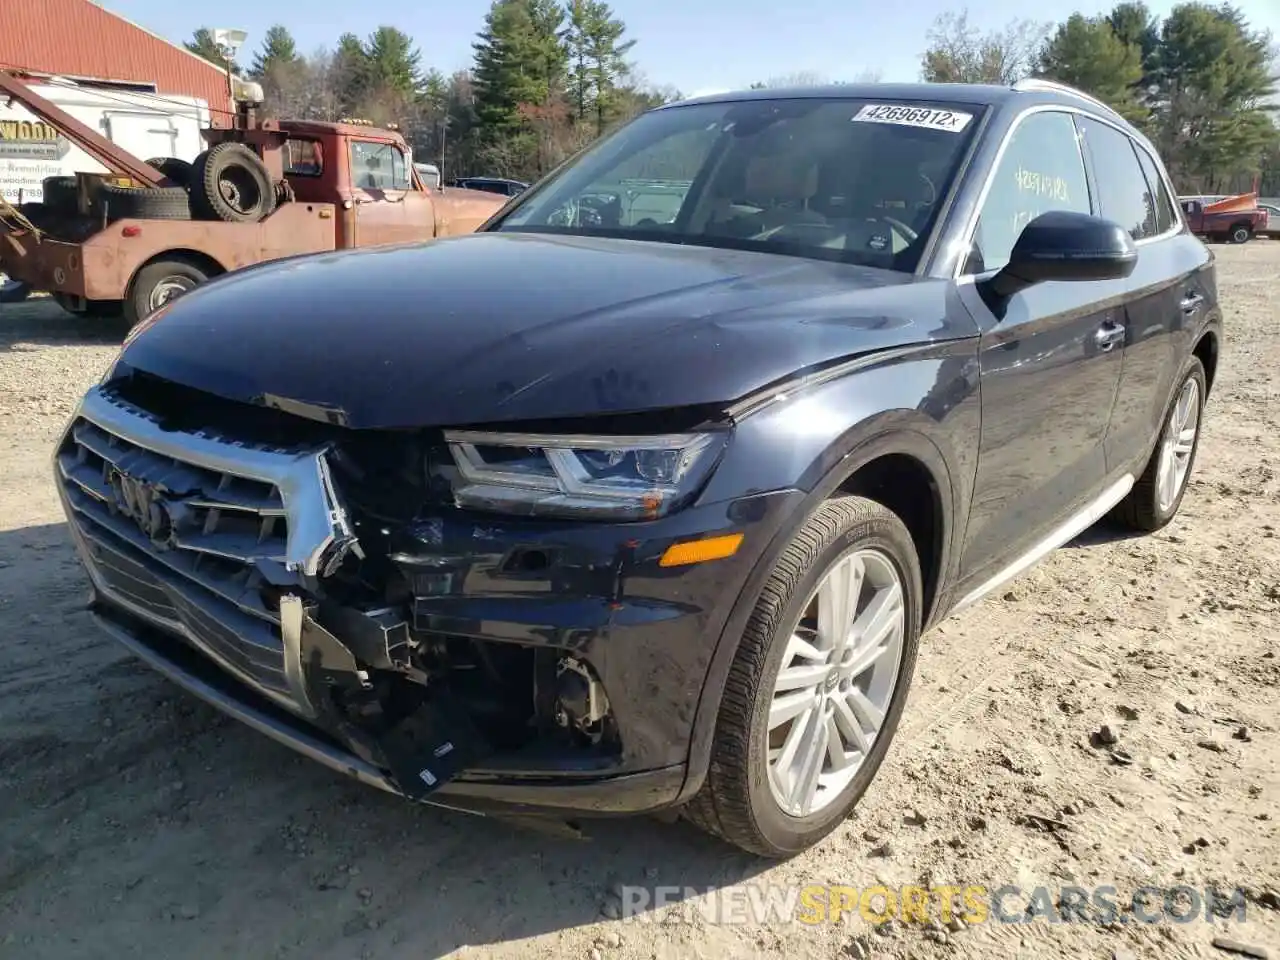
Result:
[662, 78, 1149, 152]
[669, 81, 1019, 109]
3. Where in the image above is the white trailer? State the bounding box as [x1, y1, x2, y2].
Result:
[0, 76, 210, 204]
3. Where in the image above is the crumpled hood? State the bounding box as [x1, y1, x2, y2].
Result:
[115, 232, 962, 429]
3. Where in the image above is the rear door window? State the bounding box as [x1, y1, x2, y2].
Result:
[1077, 116, 1158, 240]
[284, 138, 322, 177]
[1133, 145, 1178, 235]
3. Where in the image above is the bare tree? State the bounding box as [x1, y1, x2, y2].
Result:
[920, 10, 1051, 85]
[752, 70, 831, 89]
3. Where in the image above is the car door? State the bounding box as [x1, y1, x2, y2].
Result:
[955, 109, 1126, 585]
[1076, 116, 1210, 476]
[349, 139, 435, 246]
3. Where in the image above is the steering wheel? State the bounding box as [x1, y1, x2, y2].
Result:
[877, 174, 938, 245]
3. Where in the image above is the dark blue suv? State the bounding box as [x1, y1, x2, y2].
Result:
[56, 78, 1219, 857]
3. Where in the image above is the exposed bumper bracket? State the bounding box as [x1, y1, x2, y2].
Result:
[294, 603, 494, 800]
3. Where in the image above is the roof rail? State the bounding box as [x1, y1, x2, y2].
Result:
[1011, 77, 1123, 118]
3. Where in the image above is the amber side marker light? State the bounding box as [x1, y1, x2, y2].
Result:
[659, 533, 745, 568]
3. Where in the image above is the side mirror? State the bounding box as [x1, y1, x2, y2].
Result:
[983, 210, 1138, 300]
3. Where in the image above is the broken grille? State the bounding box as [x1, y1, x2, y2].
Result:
[54, 386, 353, 713]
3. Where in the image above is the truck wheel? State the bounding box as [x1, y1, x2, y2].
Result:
[685, 496, 921, 857]
[145, 157, 194, 188]
[192, 143, 277, 223]
[1230, 223, 1252, 244]
[126, 258, 208, 327]
[97, 183, 192, 221]
[41, 176, 79, 214]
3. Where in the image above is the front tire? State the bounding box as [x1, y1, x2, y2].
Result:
[686, 495, 921, 858]
[1112, 357, 1206, 532]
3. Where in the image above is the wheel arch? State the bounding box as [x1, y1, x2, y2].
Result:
[676, 427, 958, 804]
[1193, 328, 1219, 397]
[127, 249, 228, 296]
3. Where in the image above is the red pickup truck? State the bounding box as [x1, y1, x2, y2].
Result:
[1179, 193, 1268, 244]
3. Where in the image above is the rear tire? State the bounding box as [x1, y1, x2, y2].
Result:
[1230, 223, 1252, 244]
[145, 156, 193, 188]
[41, 176, 79, 214]
[125, 258, 209, 328]
[192, 143, 277, 223]
[1111, 357, 1206, 532]
[685, 495, 921, 858]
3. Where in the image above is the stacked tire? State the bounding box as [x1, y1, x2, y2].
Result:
[190, 143, 277, 222]
[89, 146, 277, 225]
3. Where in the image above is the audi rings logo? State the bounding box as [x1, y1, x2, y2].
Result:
[107, 469, 173, 543]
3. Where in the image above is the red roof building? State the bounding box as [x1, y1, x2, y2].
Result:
[0, 0, 232, 125]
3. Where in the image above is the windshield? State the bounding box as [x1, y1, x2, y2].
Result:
[493, 97, 985, 272]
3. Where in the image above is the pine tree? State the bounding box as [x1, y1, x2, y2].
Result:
[184, 27, 242, 75]
[249, 25, 301, 79]
[330, 32, 371, 117]
[1037, 14, 1147, 124]
[566, 0, 635, 127]
[471, 0, 570, 178]
[1106, 1, 1162, 88]
[1150, 2, 1278, 191]
[364, 26, 423, 97]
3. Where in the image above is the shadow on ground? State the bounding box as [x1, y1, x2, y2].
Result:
[0, 297, 126, 352]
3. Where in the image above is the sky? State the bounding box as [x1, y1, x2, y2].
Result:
[108, 0, 1280, 97]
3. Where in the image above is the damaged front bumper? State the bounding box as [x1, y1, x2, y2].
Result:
[53, 385, 796, 816]
[87, 600, 688, 815]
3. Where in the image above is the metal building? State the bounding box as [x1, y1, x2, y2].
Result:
[0, 0, 232, 124]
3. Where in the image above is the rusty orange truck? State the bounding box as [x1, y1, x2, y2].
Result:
[0, 71, 505, 326]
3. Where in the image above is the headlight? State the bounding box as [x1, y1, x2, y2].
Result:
[442, 429, 728, 520]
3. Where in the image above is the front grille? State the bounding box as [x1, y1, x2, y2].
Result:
[55, 386, 354, 713]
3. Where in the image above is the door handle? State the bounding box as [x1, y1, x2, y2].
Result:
[1180, 292, 1204, 313]
[1094, 321, 1125, 352]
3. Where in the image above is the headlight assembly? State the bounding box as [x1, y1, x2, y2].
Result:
[441, 429, 728, 520]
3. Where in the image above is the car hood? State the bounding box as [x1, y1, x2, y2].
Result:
[115, 232, 966, 430]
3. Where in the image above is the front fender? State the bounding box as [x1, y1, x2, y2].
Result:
[677, 340, 981, 803]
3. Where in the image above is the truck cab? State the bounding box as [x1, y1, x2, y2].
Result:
[277, 120, 499, 246]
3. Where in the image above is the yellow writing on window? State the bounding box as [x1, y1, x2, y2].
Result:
[1013, 166, 1070, 203]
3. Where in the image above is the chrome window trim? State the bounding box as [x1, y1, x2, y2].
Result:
[951, 102, 1185, 282]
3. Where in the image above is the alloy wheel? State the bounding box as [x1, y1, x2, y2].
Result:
[766, 547, 906, 818]
[1156, 377, 1200, 513]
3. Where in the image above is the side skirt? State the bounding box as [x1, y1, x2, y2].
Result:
[949, 472, 1135, 616]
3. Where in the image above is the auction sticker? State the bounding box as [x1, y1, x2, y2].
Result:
[852, 104, 973, 132]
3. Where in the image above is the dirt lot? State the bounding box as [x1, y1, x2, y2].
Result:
[0, 243, 1276, 960]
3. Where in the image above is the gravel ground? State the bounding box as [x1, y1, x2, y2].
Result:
[0, 243, 1276, 960]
